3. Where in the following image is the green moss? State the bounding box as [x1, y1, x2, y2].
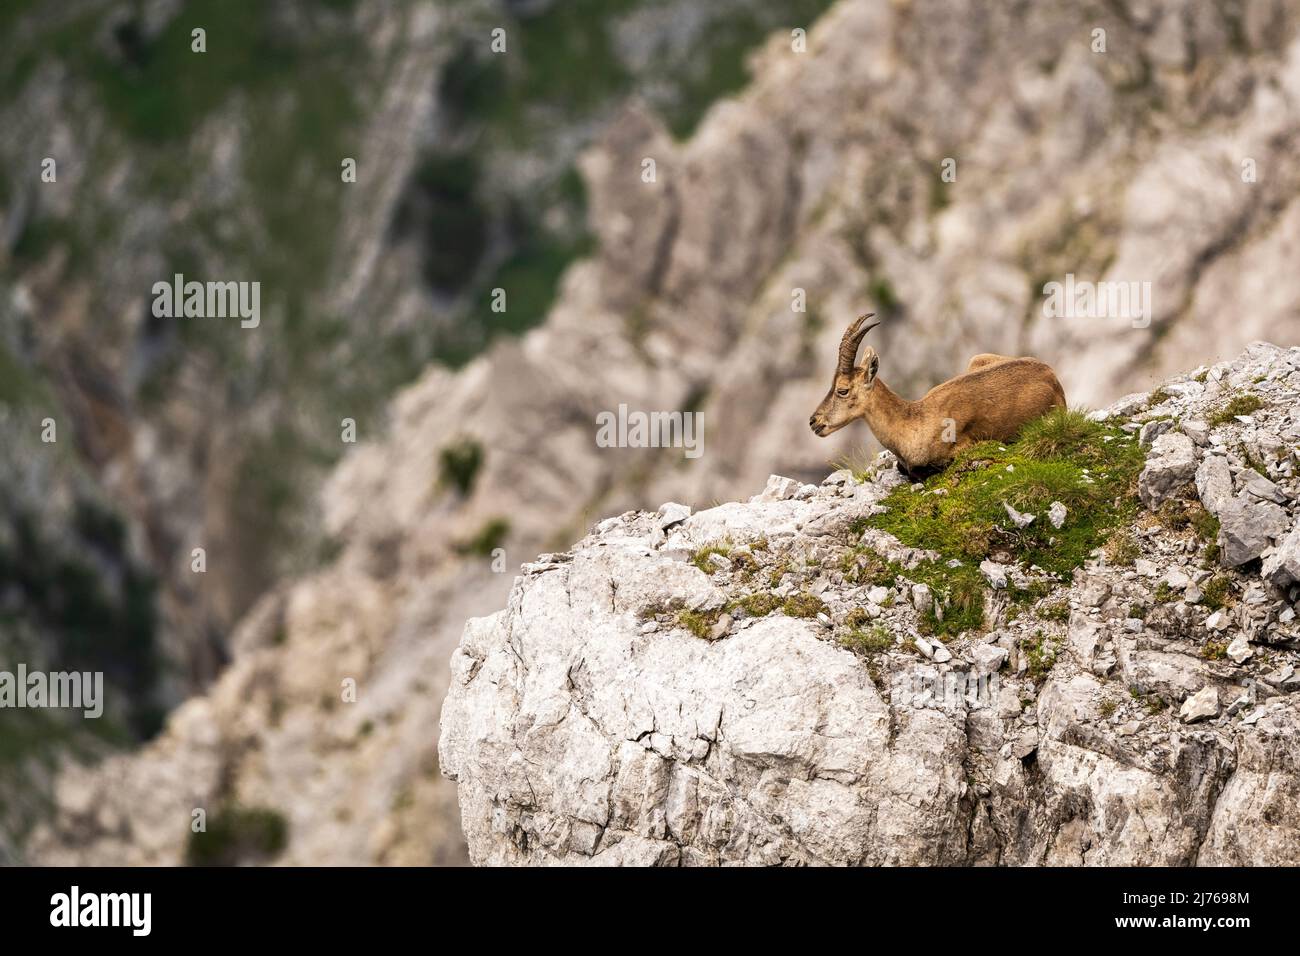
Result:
[842, 409, 1141, 639]
[781, 592, 827, 619]
[907, 560, 986, 637]
[187, 805, 289, 866]
[1009, 581, 1052, 607]
[1202, 640, 1228, 661]
[728, 549, 760, 577]
[675, 608, 716, 639]
[1208, 393, 1263, 427]
[842, 625, 893, 655]
[872, 408, 1143, 577]
[690, 542, 732, 574]
[728, 592, 782, 618]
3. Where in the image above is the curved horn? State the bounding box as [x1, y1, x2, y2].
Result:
[837, 313, 879, 373]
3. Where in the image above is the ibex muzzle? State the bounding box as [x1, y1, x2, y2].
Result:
[810, 312, 1067, 477]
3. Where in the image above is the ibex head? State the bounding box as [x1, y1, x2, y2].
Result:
[809, 313, 880, 437]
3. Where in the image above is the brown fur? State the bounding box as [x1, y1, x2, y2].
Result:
[809, 316, 1066, 477]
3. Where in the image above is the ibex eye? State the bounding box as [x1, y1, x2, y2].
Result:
[836, 388, 850, 397]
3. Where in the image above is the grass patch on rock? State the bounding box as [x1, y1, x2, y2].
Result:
[842, 625, 893, 655]
[871, 408, 1143, 576]
[852, 407, 1143, 636]
[905, 560, 986, 638]
[689, 542, 732, 574]
[1208, 393, 1263, 426]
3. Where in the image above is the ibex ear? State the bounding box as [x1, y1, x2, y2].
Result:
[863, 349, 880, 382]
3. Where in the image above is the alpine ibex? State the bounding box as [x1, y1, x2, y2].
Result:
[809, 314, 1066, 478]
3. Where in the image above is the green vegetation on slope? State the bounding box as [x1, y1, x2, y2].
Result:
[850, 407, 1146, 635]
[873, 408, 1144, 575]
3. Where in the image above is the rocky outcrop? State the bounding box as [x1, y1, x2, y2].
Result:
[440, 344, 1300, 865]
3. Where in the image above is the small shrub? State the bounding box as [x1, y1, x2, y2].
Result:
[1201, 574, 1230, 611]
[1104, 530, 1140, 567]
[1189, 505, 1219, 543]
[439, 438, 484, 496]
[187, 806, 289, 867]
[1010, 581, 1052, 606]
[1202, 640, 1228, 661]
[454, 517, 509, 556]
[1238, 443, 1269, 477]
[1208, 393, 1263, 427]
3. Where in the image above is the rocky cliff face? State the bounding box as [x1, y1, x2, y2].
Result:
[18, 0, 1300, 865]
[440, 343, 1300, 865]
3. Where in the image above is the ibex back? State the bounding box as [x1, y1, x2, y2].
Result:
[809, 314, 1066, 479]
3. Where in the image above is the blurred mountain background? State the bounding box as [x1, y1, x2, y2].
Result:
[2, 0, 1299, 864]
